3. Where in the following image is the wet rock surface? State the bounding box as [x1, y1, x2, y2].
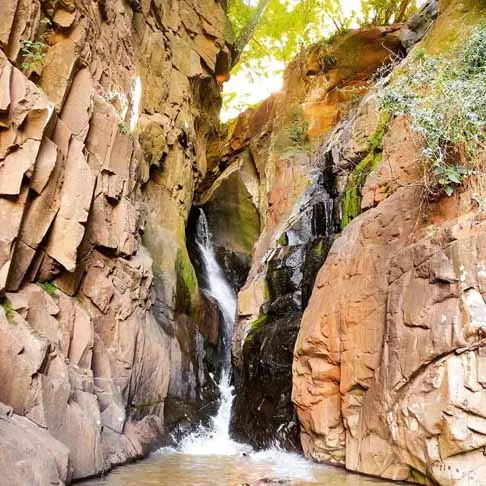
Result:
[231, 313, 303, 451]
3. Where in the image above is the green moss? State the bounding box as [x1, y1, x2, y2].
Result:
[203, 168, 261, 258]
[0, 298, 14, 322]
[341, 112, 388, 229]
[274, 106, 310, 153]
[246, 310, 268, 340]
[175, 249, 198, 314]
[420, 0, 485, 56]
[263, 280, 271, 301]
[131, 396, 164, 412]
[277, 232, 288, 247]
[312, 240, 324, 258]
[38, 281, 58, 298]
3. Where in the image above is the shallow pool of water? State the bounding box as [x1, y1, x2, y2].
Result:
[84, 448, 401, 486]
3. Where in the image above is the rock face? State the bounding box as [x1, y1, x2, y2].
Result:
[0, 0, 230, 483]
[293, 1, 486, 484]
[221, 26, 408, 449]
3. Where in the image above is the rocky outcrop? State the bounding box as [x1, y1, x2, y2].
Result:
[293, 1, 486, 484]
[220, 26, 409, 449]
[0, 0, 230, 483]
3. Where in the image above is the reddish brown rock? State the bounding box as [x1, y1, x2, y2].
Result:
[293, 4, 486, 484]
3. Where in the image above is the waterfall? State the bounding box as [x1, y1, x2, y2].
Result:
[178, 209, 245, 455]
[194, 211, 236, 375]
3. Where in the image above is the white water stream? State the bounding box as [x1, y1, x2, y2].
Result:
[178, 209, 243, 456]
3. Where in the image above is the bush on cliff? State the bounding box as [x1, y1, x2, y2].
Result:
[379, 24, 486, 199]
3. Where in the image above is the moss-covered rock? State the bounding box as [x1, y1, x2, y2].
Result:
[341, 112, 388, 229]
[175, 248, 198, 315]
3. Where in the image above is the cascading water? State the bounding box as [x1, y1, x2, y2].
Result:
[194, 210, 236, 376]
[88, 208, 391, 485]
[178, 209, 244, 455]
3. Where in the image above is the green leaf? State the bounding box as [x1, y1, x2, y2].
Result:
[447, 172, 462, 184]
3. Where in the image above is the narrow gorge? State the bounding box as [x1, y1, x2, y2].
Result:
[0, 0, 486, 485]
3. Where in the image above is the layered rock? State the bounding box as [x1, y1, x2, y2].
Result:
[218, 25, 409, 449]
[293, 1, 486, 484]
[0, 0, 230, 483]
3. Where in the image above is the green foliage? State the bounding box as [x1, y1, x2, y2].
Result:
[0, 298, 15, 322]
[379, 24, 486, 197]
[229, 0, 351, 77]
[118, 122, 130, 135]
[341, 112, 388, 228]
[277, 232, 288, 246]
[20, 40, 48, 73]
[224, 0, 419, 117]
[38, 281, 58, 298]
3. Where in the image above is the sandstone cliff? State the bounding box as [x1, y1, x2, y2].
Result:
[0, 0, 231, 483]
[292, 1, 486, 484]
[200, 1, 486, 484]
[216, 10, 428, 451]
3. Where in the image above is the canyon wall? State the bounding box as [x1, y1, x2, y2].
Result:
[0, 0, 230, 483]
[219, 19, 414, 449]
[207, 1, 486, 484]
[293, 1, 486, 484]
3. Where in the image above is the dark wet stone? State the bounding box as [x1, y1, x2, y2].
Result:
[230, 313, 302, 451]
[231, 170, 337, 450]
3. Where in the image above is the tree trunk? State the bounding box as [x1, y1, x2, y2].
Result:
[396, 0, 412, 22]
[231, 0, 270, 66]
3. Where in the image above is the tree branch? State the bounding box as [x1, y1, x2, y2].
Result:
[231, 0, 270, 67]
[396, 0, 412, 22]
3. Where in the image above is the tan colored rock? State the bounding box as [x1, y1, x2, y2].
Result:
[30, 137, 59, 194]
[0, 58, 11, 116]
[3, 0, 40, 62]
[0, 402, 71, 485]
[39, 27, 82, 110]
[7, 140, 65, 290]
[46, 137, 96, 271]
[0, 138, 41, 195]
[0, 307, 49, 413]
[60, 68, 94, 142]
[0, 0, 18, 49]
[0, 0, 231, 481]
[293, 10, 486, 481]
[53, 7, 76, 29]
[0, 185, 29, 292]
[82, 263, 114, 313]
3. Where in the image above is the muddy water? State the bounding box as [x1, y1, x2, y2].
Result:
[85, 448, 401, 486]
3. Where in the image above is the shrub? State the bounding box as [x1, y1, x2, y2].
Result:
[118, 122, 130, 135]
[20, 40, 48, 74]
[274, 107, 310, 152]
[378, 24, 486, 198]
